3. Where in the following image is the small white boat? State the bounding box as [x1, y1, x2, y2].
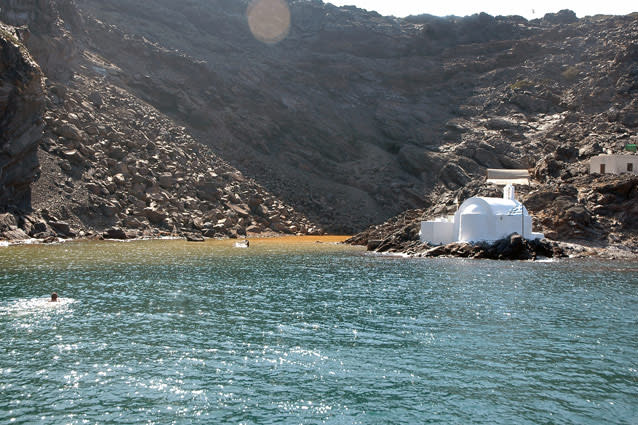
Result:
[234, 240, 250, 248]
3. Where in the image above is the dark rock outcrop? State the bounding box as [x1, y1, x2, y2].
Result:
[422, 234, 565, 260]
[526, 174, 638, 244]
[0, 23, 44, 212]
[103, 227, 128, 240]
[352, 228, 565, 260]
[0, 0, 80, 81]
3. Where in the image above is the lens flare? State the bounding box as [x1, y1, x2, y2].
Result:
[247, 0, 291, 45]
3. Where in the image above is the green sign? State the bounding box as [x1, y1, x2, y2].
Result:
[626, 144, 637, 153]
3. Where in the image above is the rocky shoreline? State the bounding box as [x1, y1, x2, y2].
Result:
[361, 232, 638, 260]
[0, 230, 289, 247]
[352, 231, 638, 260]
[0, 200, 320, 245]
[364, 233, 563, 259]
[346, 173, 638, 261]
[0, 204, 322, 245]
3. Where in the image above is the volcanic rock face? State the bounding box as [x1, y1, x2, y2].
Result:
[25, 70, 321, 240]
[0, 1, 321, 241]
[69, 1, 638, 232]
[0, 0, 80, 81]
[0, 0, 637, 243]
[525, 174, 638, 243]
[0, 24, 44, 211]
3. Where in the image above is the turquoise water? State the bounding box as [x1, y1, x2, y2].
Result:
[1, 238, 637, 424]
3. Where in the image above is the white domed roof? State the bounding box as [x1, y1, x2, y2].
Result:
[458, 197, 528, 217]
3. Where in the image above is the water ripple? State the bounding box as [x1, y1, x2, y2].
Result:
[0, 240, 637, 424]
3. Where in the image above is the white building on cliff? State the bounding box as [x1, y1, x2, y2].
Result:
[420, 185, 544, 245]
[589, 154, 638, 175]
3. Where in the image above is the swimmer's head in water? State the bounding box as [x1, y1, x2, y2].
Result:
[51, 292, 58, 302]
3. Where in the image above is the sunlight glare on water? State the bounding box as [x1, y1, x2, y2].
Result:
[0, 237, 637, 424]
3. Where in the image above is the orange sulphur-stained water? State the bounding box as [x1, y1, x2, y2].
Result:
[0, 235, 359, 269]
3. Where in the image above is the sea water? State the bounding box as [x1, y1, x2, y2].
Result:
[0, 237, 637, 424]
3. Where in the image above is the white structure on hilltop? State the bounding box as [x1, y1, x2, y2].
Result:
[590, 154, 638, 175]
[420, 184, 544, 245]
[486, 168, 530, 185]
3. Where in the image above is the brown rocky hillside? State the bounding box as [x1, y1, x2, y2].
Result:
[0, 2, 320, 241]
[1, 0, 637, 242]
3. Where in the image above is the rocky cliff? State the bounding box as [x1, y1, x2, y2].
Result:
[0, 23, 44, 212]
[0, 0, 637, 245]
[0, 0, 80, 81]
[0, 0, 320, 241]
[71, 1, 638, 233]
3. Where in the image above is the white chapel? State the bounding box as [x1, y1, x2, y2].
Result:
[420, 184, 544, 245]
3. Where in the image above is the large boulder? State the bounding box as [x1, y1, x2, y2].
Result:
[0, 212, 18, 231]
[103, 227, 128, 240]
[54, 122, 84, 143]
[541, 9, 578, 25]
[1, 228, 30, 241]
[48, 221, 75, 237]
[143, 207, 167, 224]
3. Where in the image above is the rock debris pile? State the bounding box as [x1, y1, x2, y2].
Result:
[0, 52, 321, 242]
